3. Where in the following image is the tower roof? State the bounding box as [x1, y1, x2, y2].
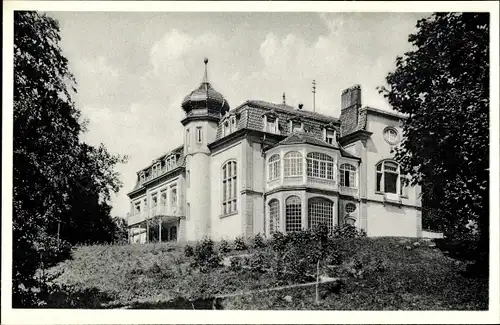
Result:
[181, 58, 230, 115]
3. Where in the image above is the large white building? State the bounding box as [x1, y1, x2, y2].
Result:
[127, 59, 422, 243]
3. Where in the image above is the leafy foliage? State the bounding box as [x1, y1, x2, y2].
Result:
[378, 13, 489, 269]
[13, 11, 126, 306]
[192, 238, 222, 272]
[218, 239, 231, 254]
[251, 233, 266, 249]
[332, 224, 367, 238]
[184, 244, 194, 257]
[233, 236, 247, 251]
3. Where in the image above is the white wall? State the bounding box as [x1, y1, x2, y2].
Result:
[366, 201, 419, 237]
[209, 140, 244, 240]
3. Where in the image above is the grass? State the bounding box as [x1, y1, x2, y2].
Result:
[44, 237, 488, 310]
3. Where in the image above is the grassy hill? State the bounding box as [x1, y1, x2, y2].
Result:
[44, 236, 488, 310]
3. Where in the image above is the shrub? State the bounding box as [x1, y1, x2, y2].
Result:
[192, 238, 221, 272]
[270, 231, 289, 252]
[219, 239, 231, 254]
[248, 251, 268, 273]
[228, 256, 242, 272]
[252, 233, 266, 249]
[332, 225, 367, 238]
[184, 244, 194, 257]
[233, 236, 247, 251]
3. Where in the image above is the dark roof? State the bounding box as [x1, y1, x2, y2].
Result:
[269, 131, 360, 160]
[275, 132, 338, 148]
[216, 100, 341, 140]
[246, 100, 339, 124]
[181, 81, 230, 114]
[361, 106, 407, 120]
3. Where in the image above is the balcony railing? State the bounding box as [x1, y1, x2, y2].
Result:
[340, 186, 358, 197]
[128, 205, 179, 226]
[266, 175, 342, 193]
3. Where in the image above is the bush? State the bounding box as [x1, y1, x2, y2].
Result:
[332, 225, 367, 238]
[219, 239, 231, 254]
[233, 236, 247, 251]
[248, 251, 268, 273]
[228, 256, 243, 272]
[192, 238, 221, 272]
[252, 233, 266, 249]
[270, 232, 289, 252]
[184, 244, 194, 257]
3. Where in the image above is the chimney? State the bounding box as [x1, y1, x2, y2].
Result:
[341, 84, 361, 110]
[340, 85, 362, 136]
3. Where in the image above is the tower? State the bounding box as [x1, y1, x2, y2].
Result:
[181, 58, 230, 241]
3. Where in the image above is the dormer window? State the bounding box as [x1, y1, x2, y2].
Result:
[325, 129, 336, 145]
[290, 120, 303, 133]
[165, 155, 176, 171]
[223, 120, 230, 136]
[263, 112, 280, 134]
[139, 172, 145, 184]
[230, 116, 237, 132]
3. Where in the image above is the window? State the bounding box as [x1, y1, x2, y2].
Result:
[307, 152, 335, 180]
[268, 154, 281, 181]
[222, 160, 237, 214]
[223, 121, 230, 136]
[340, 163, 357, 188]
[284, 151, 303, 177]
[325, 129, 335, 145]
[384, 127, 399, 145]
[135, 202, 141, 214]
[161, 190, 167, 206]
[269, 199, 280, 234]
[152, 195, 158, 207]
[187, 203, 190, 219]
[166, 156, 176, 171]
[196, 126, 202, 143]
[290, 121, 303, 133]
[285, 196, 302, 232]
[186, 129, 190, 148]
[140, 172, 145, 183]
[345, 203, 356, 213]
[308, 197, 334, 233]
[143, 198, 148, 209]
[187, 170, 190, 188]
[171, 186, 177, 207]
[344, 217, 356, 226]
[376, 161, 400, 194]
[230, 117, 237, 132]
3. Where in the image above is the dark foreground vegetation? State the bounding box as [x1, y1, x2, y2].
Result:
[39, 227, 487, 310]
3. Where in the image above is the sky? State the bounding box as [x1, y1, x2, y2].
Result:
[46, 11, 429, 218]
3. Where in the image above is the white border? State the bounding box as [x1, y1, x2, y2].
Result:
[2, 1, 499, 324]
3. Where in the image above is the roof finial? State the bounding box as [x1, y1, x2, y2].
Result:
[312, 79, 316, 112]
[282, 92, 286, 105]
[202, 57, 209, 83]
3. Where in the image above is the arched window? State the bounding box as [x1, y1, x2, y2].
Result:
[308, 197, 334, 233]
[307, 152, 335, 180]
[285, 196, 302, 232]
[284, 151, 303, 177]
[268, 199, 280, 234]
[268, 154, 281, 181]
[340, 163, 357, 188]
[376, 161, 400, 194]
[222, 160, 238, 214]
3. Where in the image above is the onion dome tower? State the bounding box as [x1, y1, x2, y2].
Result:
[181, 58, 230, 119]
[182, 58, 228, 241]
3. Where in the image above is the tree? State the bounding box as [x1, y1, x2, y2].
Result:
[379, 13, 489, 271]
[13, 11, 126, 306]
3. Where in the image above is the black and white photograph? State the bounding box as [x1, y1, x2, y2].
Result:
[2, 1, 499, 324]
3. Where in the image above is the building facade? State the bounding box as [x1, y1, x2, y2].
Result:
[127, 59, 422, 244]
